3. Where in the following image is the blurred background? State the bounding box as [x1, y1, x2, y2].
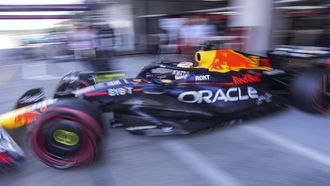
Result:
[0, 0, 329, 186]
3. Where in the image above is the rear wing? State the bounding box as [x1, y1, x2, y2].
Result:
[268, 45, 330, 71]
[269, 45, 330, 59]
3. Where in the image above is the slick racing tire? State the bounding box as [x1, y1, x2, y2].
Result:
[291, 69, 329, 114]
[29, 99, 104, 169]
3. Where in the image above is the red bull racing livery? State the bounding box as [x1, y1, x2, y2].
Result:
[0, 45, 328, 170]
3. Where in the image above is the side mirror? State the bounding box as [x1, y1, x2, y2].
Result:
[15, 88, 45, 109]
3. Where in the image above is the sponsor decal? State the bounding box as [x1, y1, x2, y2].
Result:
[210, 50, 259, 71]
[232, 73, 261, 85]
[195, 75, 210, 81]
[180, 73, 262, 86]
[108, 87, 133, 96]
[32, 99, 56, 111]
[256, 93, 272, 105]
[15, 111, 40, 126]
[15, 99, 56, 126]
[174, 62, 193, 80]
[107, 80, 121, 86]
[174, 71, 189, 80]
[178, 87, 259, 104]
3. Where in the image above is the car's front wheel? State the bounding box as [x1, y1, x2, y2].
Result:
[29, 99, 104, 169]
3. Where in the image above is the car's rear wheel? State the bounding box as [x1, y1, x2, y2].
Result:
[29, 99, 103, 169]
[291, 69, 329, 114]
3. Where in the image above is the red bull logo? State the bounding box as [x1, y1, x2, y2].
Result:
[195, 49, 272, 73]
[15, 111, 40, 126]
[232, 73, 261, 85]
[211, 50, 259, 71]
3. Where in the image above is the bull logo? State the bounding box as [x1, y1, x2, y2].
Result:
[15, 111, 40, 126]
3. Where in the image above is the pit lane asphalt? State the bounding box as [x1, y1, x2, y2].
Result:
[0, 55, 329, 186]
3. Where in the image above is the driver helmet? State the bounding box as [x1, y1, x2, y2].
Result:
[173, 62, 193, 80]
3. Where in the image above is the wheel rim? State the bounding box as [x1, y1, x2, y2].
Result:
[44, 119, 82, 158]
[30, 107, 103, 169]
[53, 129, 79, 146]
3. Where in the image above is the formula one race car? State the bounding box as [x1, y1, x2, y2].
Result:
[0, 45, 328, 170]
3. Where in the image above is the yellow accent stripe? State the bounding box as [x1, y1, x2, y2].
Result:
[0, 106, 33, 129]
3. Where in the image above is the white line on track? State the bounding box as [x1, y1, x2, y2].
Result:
[162, 141, 244, 186]
[243, 125, 330, 167]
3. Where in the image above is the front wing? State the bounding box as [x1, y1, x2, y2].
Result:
[0, 127, 24, 172]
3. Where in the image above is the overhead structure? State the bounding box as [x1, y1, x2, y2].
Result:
[0, 4, 98, 19]
[0, 4, 97, 12]
[229, 0, 273, 55]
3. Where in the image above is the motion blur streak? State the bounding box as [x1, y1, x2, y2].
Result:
[162, 141, 244, 186]
[0, 0, 329, 185]
[243, 126, 330, 168]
